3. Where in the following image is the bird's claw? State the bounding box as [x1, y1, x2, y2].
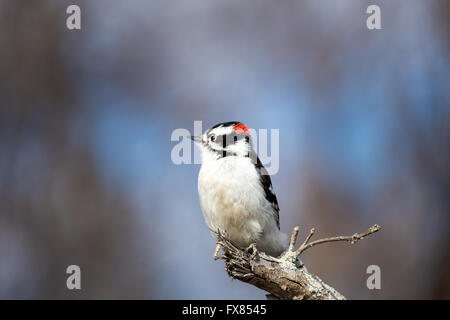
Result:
[245, 243, 258, 255]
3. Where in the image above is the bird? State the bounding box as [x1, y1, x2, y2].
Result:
[190, 121, 288, 258]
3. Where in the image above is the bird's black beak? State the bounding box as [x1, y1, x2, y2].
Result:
[188, 136, 202, 142]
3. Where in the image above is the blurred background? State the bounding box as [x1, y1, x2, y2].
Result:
[0, 0, 449, 299]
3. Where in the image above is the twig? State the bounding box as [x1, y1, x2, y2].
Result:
[300, 228, 315, 248]
[296, 224, 380, 256]
[288, 226, 299, 251]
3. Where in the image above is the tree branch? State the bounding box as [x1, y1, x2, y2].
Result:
[295, 224, 380, 256]
[215, 224, 380, 300]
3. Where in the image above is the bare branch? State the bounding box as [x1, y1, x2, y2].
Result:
[215, 232, 346, 300]
[296, 224, 380, 256]
[288, 226, 299, 251]
[213, 224, 380, 300]
[300, 228, 315, 248]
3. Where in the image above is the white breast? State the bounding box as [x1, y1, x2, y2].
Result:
[198, 156, 277, 249]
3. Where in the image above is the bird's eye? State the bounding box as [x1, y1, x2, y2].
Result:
[210, 135, 216, 142]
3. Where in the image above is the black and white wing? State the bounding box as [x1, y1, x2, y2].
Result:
[255, 157, 280, 229]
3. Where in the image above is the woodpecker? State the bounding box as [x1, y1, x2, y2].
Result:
[190, 121, 288, 258]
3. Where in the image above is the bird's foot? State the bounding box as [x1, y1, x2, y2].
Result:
[245, 243, 257, 254]
[245, 243, 259, 259]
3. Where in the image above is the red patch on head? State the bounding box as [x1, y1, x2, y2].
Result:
[232, 123, 250, 134]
